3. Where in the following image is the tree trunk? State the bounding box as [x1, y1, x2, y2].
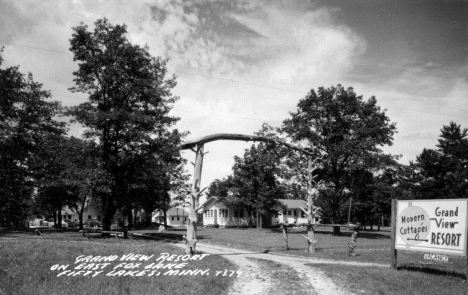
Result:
[304, 158, 318, 253]
[282, 223, 289, 250]
[146, 209, 152, 227]
[78, 212, 83, 230]
[185, 144, 205, 255]
[127, 208, 133, 230]
[348, 225, 360, 256]
[332, 204, 341, 235]
[52, 211, 57, 228]
[333, 226, 341, 235]
[102, 193, 114, 231]
[256, 213, 262, 229]
[186, 209, 197, 255]
[74, 202, 85, 230]
[57, 206, 62, 229]
[133, 208, 138, 229]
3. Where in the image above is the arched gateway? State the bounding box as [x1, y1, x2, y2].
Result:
[180, 133, 320, 255]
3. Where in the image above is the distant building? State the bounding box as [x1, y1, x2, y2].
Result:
[201, 197, 320, 228]
[272, 199, 321, 226]
[202, 196, 252, 227]
[153, 207, 190, 227]
[61, 201, 102, 222]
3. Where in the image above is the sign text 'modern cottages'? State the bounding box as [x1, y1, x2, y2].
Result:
[395, 199, 468, 256]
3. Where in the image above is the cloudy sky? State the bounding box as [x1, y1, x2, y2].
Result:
[1, 0, 467, 190]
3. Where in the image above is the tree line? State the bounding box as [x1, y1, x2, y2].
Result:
[0, 19, 187, 230]
[206, 90, 468, 232]
[1, 18, 467, 232]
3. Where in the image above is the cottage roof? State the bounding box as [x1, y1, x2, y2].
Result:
[278, 199, 307, 209]
[200, 196, 219, 209]
[166, 207, 190, 216]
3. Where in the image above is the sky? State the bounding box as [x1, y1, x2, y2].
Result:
[1, 0, 467, 194]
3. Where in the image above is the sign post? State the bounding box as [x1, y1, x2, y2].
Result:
[392, 198, 468, 277]
[391, 199, 397, 269]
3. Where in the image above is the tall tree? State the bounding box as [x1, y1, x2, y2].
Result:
[35, 134, 74, 228]
[0, 51, 66, 228]
[413, 122, 468, 199]
[67, 19, 181, 231]
[227, 143, 285, 228]
[206, 177, 234, 199]
[281, 85, 397, 234]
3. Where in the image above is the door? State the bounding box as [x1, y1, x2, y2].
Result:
[213, 209, 217, 225]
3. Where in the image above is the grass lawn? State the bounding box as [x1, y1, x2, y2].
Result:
[0, 231, 237, 295]
[157, 227, 466, 269]
[149, 226, 468, 294]
[156, 226, 393, 263]
[314, 263, 468, 295]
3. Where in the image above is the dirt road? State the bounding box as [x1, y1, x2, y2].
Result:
[173, 242, 387, 295]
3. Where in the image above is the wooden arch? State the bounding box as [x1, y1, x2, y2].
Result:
[180, 133, 320, 255]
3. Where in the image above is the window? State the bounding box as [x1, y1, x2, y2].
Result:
[239, 210, 244, 218]
[287, 211, 291, 216]
[219, 209, 228, 218]
[294, 210, 297, 216]
[68, 215, 72, 219]
[97, 215, 101, 221]
[171, 216, 174, 221]
[177, 217, 180, 221]
[283, 210, 286, 215]
[88, 215, 91, 220]
[205, 210, 214, 218]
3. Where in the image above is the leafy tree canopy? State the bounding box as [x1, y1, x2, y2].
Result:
[281, 85, 397, 227]
[0, 50, 66, 227]
[67, 18, 183, 230]
[413, 121, 468, 199]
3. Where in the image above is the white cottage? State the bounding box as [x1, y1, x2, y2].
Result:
[202, 197, 321, 228]
[201, 196, 253, 227]
[153, 207, 190, 227]
[61, 201, 102, 222]
[271, 199, 321, 226]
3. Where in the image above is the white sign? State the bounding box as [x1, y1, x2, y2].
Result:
[395, 199, 468, 256]
[423, 253, 448, 262]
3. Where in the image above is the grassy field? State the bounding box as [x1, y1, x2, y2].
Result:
[152, 226, 468, 294]
[157, 226, 465, 267]
[0, 232, 237, 295]
[3, 227, 467, 295]
[156, 226, 398, 263]
[315, 263, 468, 295]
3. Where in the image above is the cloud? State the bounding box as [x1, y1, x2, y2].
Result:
[0, 0, 368, 187]
[351, 67, 468, 165]
[222, 5, 367, 87]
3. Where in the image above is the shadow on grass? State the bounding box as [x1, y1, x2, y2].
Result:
[398, 264, 467, 280]
[144, 232, 211, 241]
[273, 247, 306, 252]
[308, 230, 391, 240]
